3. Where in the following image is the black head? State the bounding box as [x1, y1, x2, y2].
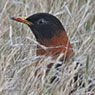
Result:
[26, 13, 64, 41]
[11, 13, 64, 43]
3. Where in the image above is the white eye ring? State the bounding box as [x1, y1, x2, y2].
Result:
[37, 18, 47, 24]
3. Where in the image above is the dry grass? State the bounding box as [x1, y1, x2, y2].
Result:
[0, 0, 95, 95]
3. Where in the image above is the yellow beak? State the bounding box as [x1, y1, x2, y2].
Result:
[11, 16, 32, 25]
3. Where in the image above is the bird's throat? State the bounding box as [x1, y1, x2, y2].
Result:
[36, 30, 74, 60]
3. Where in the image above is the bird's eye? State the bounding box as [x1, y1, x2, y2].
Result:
[37, 18, 47, 24]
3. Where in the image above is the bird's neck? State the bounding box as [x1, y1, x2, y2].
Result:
[36, 30, 74, 60]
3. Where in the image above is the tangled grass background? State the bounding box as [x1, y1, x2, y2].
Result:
[0, 0, 95, 95]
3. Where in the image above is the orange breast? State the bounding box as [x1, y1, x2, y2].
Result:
[37, 30, 74, 59]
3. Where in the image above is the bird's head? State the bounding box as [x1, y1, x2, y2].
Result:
[11, 13, 74, 60]
[11, 13, 64, 42]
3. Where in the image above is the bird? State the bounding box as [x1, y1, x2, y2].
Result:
[11, 13, 74, 59]
[11, 13, 74, 83]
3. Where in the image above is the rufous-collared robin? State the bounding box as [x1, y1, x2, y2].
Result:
[11, 13, 74, 60]
[11, 13, 74, 83]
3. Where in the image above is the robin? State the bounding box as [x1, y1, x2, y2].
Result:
[11, 13, 74, 83]
[11, 13, 74, 60]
